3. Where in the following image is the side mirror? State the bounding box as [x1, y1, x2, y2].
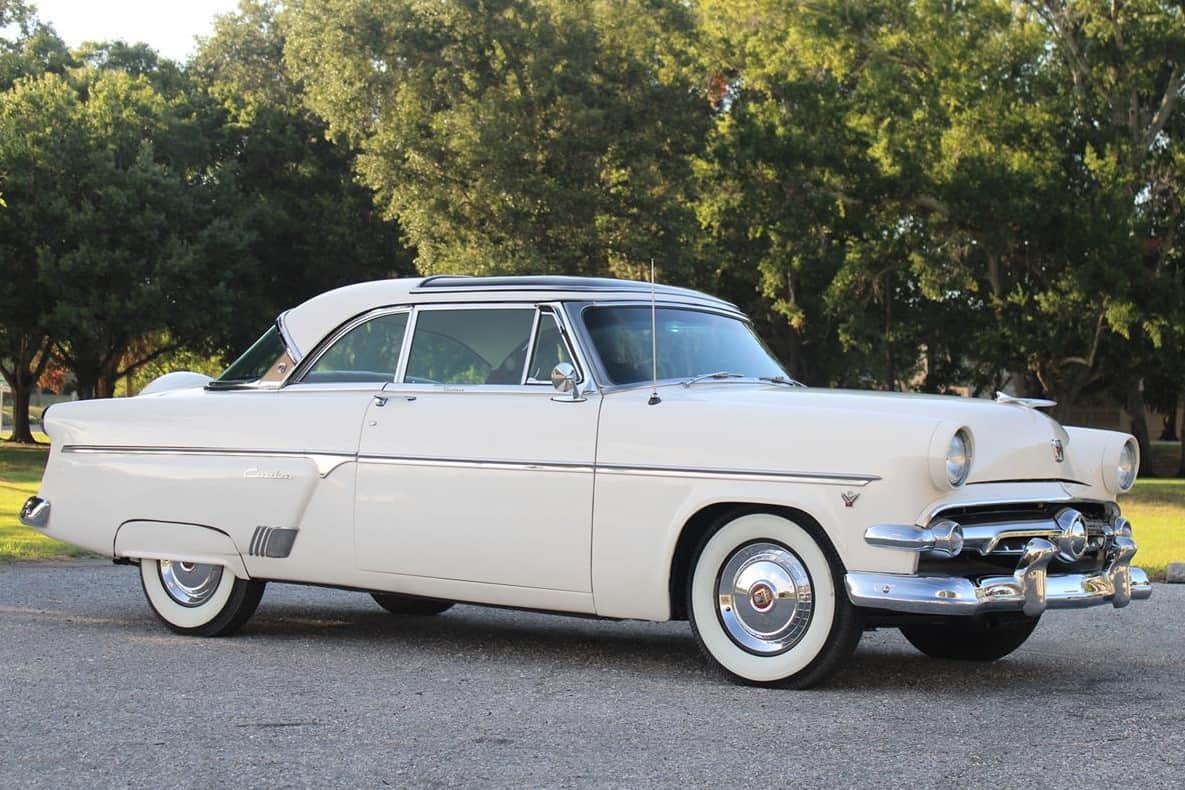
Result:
[551, 362, 585, 402]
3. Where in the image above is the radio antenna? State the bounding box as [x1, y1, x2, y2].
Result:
[648, 259, 661, 405]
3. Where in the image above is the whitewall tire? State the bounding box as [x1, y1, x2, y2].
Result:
[140, 559, 266, 636]
[687, 512, 863, 688]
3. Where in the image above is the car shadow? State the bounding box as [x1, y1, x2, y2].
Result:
[227, 597, 1140, 693]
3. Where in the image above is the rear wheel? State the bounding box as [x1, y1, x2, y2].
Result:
[370, 592, 454, 616]
[687, 512, 863, 688]
[140, 559, 265, 636]
[900, 615, 1040, 661]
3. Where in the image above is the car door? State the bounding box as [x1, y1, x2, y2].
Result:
[354, 303, 598, 593]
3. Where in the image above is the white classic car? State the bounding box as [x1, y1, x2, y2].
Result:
[21, 276, 1150, 687]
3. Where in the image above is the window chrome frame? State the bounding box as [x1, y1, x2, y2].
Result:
[286, 306, 414, 388]
[570, 300, 766, 393]
[268, 299, 596, 395]
[392, 301, 589, 392]
[524, 306, 582, 386]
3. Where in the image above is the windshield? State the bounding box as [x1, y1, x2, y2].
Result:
[216, 326, 289, 384]
[581, 306, 788, 385]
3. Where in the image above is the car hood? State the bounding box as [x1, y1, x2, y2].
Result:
[606, 383, 1084, 487]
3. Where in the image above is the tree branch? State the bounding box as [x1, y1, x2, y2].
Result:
[116, 342, 181, 378]
[1140, 64, 1185, 156]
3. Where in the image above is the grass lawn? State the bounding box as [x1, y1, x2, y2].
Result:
[0, 439, 92, 560]
[1119, 479, 1185, 581]
[1, 436, 1183, 576]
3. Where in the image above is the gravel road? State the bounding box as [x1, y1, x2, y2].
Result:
[1, 561, 1181, 789]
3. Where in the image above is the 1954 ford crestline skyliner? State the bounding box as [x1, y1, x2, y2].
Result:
[21, 276, 1151, 687]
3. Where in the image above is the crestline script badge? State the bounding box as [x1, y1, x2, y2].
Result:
[245, 468, 293, 480]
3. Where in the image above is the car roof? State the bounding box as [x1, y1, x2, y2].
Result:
[278, 276, 740, 362]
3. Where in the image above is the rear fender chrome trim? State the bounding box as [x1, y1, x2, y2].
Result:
[61, 445, 353, 478]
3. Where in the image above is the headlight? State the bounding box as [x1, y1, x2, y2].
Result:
[1117, 439, 1138, 491]
[946, 429, 972, 487]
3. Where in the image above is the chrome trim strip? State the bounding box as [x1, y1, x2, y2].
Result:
[61, 445, 880, 487]
[917, 491, 1100, 524]
[275, 311, 304, 364]
[290, 306, 411, 386]
[61, 445, 354, 478]
[596, 463, 879, 487]
[358, 455, 595, 474]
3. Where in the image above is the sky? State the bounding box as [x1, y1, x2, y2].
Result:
[34, 0, 241, 63]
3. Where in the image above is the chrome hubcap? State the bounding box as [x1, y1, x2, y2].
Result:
[716, 542, 814, 655]
[158, 560, 223, 607]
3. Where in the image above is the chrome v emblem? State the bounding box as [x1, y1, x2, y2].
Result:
[841, 491, 860, 508]
[1052, 439, 1065, 463]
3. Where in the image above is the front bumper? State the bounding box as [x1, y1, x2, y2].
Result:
[848, 535, 1152, 616]
[850, 504, 1153, 617]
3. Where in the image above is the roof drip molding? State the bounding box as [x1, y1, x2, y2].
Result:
[278, 276, 740, 357]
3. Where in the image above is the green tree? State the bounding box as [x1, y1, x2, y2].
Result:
[0, 2, 72, 441]
[0, 71, 77, 441]
[9, 66, 230, 399]
[284, 0, 709, 279]
[192, 0, 414, 352]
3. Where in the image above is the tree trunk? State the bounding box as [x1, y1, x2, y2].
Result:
[4, 382, 36, 444]
[74, 368, 98, 400]
[1159, 390, 1178, 441]
[1125, 378, 1154, 477]
[882, 272, 895, 391]
[96, 375, 117, 399]
[1177, 431, 1185, 478]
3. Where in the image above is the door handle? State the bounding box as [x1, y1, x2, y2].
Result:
[373, 394, 416, 407]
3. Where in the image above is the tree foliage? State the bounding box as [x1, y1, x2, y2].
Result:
[285, 0, 710, 279]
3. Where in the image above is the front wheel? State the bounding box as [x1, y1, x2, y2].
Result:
[687, 512, 863, 688]
[900, 615, 1040, 661]
[140, 559, 265, 636]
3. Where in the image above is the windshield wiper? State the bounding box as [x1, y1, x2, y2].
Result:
[759, 375, 806, 388]
[681, 371, 746, 387]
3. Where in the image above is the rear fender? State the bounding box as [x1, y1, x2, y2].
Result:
[114, 520, 249, 578]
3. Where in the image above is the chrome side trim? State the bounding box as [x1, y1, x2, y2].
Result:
[61, 445, 881, 487]
[60, 445, 354, 478]
[19, 497, 50, 528]
[597, 463, 880, 487]
[358, 454, 594, 474]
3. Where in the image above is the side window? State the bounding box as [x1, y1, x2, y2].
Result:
[303, 312, 408, 384]
[526, 312, 576, 383]
[404, 308, 535, 385]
